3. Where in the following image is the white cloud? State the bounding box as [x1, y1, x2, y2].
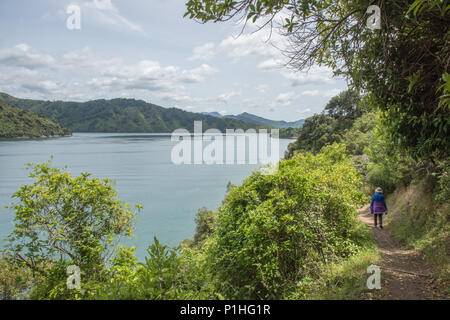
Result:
[0, 43, 55, 69]
[22, 80, 60, 94]
[216, 91, 240, 104]
[300, 90, 320, 96]
[254, 84, 269, 93]
[179, 64, 218, 83]
[275, 91, 296, 106]
[219, 31, 282, 59]
[297, 108, 312, 114]
[257, 58, 284, 71]
[0, 44, 218, 101]
[300, 88, 342, 98]
[88, 61, 217, 92]
[91, 0, 115, 11]
[282, 66, 335, 86]
[161, 93, 200, 104]
[189, 42, 216, 61]
[159, 90, 242, 111]
[214, 26, 338, 90]
[323, 88, 342, 97]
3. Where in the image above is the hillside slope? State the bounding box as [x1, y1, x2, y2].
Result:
[385, 180, 449, 292]
[227, 112, 304, 128]
[0, 93, 272, 133]
[0, 101, 71, 139]
[202, 111, 304, 128]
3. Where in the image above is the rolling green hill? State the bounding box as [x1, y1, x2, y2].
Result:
[0, 93, 273, 133]
[226, 112, 304, 128]
[202, 111, 305, 128]
[0, 101, 71, 139]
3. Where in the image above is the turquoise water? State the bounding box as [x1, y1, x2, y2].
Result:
[0, 133, 293, 258]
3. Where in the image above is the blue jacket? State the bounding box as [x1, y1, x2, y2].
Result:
[370, 193, 387, 214]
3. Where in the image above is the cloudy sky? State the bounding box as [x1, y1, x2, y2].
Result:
[0, 0, 348, 121]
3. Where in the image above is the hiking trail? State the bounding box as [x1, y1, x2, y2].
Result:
[358, 205, 447, 300]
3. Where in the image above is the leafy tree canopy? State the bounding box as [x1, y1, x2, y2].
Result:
[207, 143, 365, 299]
[286, 90, 367, 157]
[324, 90, 362, 120]
[5, 161, 142, 298]
[185, 0, 450, 160]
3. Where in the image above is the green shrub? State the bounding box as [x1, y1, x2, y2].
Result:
[386, 182, 449, 290]
[366, 163, 398, 195]
[5, 161, 142, 299]
[193, 207, 217, 247]
[342, 112, 377, 155]
[95, 239, 216, 300]
[0, 254, 32, 300]
[206, 143, 365, 299]
[433, 159, 450, 204]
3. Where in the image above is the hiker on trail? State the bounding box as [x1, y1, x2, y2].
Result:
[370, 187, 388, 229]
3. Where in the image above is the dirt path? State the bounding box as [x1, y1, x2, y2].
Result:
[358, 205, 445, 300]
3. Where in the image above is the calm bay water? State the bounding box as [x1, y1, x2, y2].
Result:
[0, 133, 293, 258]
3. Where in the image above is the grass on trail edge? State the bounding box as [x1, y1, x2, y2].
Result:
[386, 181, 450, 295]
[288, 220, 381, 300]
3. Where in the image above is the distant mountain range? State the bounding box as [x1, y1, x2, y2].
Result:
[201, 111, 304, 128]
[0, 93, 272, 133]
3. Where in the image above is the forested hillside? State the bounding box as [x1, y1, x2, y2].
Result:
[203, 111, 305, 128]
[285, 90, 367, 157]
[228, 112, 304, 128]
[0, 101, 71, 139]
[0, 93, 272, 133]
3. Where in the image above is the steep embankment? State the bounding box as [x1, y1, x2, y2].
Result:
[385, 181, 449, 292]
[0, 101, 71, 139]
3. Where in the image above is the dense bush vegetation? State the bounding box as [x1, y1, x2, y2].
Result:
[205, 144, 365, 299]
[285, 90, 363, 157]
[3, 82, 447, 299]
[192, 207, 217, 247]
[279, 127, 299, 138]
[0, 253, 32, 300]
[3, 83, 446, 299]
[0, 102, 71, 138]
[3, 162, 141, 299]
[2, 143, 373, 299]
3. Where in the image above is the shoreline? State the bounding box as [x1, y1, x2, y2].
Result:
[1, 132, 297, 140]
[0, 133, 73, 140]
